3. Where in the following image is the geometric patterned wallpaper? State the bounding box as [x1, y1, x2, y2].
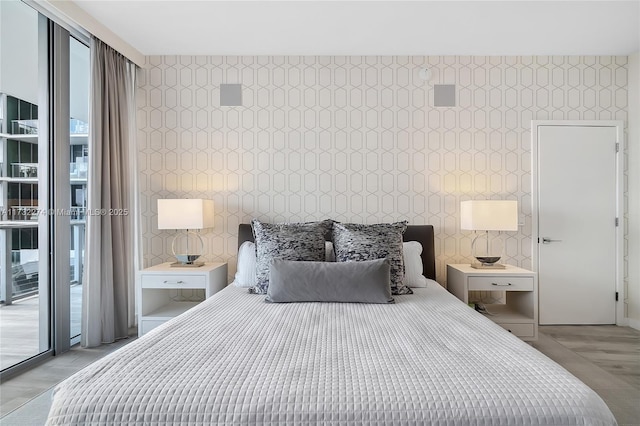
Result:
[136, 55, 628, 286]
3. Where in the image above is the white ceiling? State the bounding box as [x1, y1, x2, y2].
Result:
[72, 0, 640, 56]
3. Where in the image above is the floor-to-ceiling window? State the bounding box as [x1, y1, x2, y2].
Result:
[0, 0, 90, 377]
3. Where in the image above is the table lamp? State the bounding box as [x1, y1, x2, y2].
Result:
[460, 200, 518, 269]
[157, 199, 214, 267]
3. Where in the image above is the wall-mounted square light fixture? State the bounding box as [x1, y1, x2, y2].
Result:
[434, 84, 456, 107]
[220, 84, 242, 106]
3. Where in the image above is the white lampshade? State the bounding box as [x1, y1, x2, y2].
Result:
[157, 199, 214, 230]
[460, 200, 518, 231]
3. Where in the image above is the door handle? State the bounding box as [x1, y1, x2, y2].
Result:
[541, 237, 562, 244]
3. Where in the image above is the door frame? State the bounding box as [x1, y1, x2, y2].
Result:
[531, 120, 625, 326]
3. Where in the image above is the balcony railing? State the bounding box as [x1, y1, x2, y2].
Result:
[70, 161, 87, 179]
[1, 251, 82, 303]
[10, 119, 38, 135]
[9, 118, 88, 135]
[7, 162, 88, 179]
[10, 163, 38, 178]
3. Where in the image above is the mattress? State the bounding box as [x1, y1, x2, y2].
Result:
[46, 282, 616, 425]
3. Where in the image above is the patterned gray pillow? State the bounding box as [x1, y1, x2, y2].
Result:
[249, 219, 333, 294]
[332, 221, 412, 295]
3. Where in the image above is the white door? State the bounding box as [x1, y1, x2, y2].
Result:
[535, 123, 620, 325]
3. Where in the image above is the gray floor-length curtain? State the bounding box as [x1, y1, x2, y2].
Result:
[82, 37, 137, 347]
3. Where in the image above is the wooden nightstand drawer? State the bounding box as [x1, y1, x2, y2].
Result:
[141, 274, 206, 289]
[468, 276, 533, 291]
[498, 323, 535, 338]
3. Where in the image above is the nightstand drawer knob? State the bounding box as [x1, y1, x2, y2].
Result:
[163, 280, 184, 284]
[491, 282, 512, 286]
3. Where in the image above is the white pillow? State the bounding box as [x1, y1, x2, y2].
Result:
[402, 241, 428, 288]
[233, 241, 257, 287]
[235, 240, 335, 287]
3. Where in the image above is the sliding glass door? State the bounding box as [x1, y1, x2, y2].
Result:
[0, 0, 48, 372]
[0, 0, 90, 376]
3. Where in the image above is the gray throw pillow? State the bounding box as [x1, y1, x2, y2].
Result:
[266, 258, 394, 303]
[332, 221, 412, 295]
[249, 219, 333, 294]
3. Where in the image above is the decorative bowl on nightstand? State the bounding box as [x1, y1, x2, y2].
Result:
[471, 231, 506, 269]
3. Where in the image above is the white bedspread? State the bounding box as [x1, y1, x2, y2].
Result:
[46, 283, 616, 425]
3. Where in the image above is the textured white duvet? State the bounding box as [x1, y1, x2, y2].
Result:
[46, 282, 616, 425]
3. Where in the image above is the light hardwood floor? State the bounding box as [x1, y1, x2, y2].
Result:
[0, 333, 135, 417]
[532, 325, 640, 426]
[0, 325, 638, 425]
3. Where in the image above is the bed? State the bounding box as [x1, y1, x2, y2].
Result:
[46, 223, 616, 425]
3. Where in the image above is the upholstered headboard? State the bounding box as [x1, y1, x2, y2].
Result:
[237, 223, 436, 280]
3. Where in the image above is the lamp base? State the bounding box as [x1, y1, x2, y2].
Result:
[471, 263, 506, 269]
[170, 261, 205, 268]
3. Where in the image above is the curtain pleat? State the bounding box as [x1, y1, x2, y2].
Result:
[82, 38, 137, 347]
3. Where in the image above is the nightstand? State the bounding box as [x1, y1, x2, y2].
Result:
[446, 264, 538, 341]
[137, 262, 228, 336]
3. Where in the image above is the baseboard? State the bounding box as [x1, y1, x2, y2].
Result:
[627, 317, 640, 330]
